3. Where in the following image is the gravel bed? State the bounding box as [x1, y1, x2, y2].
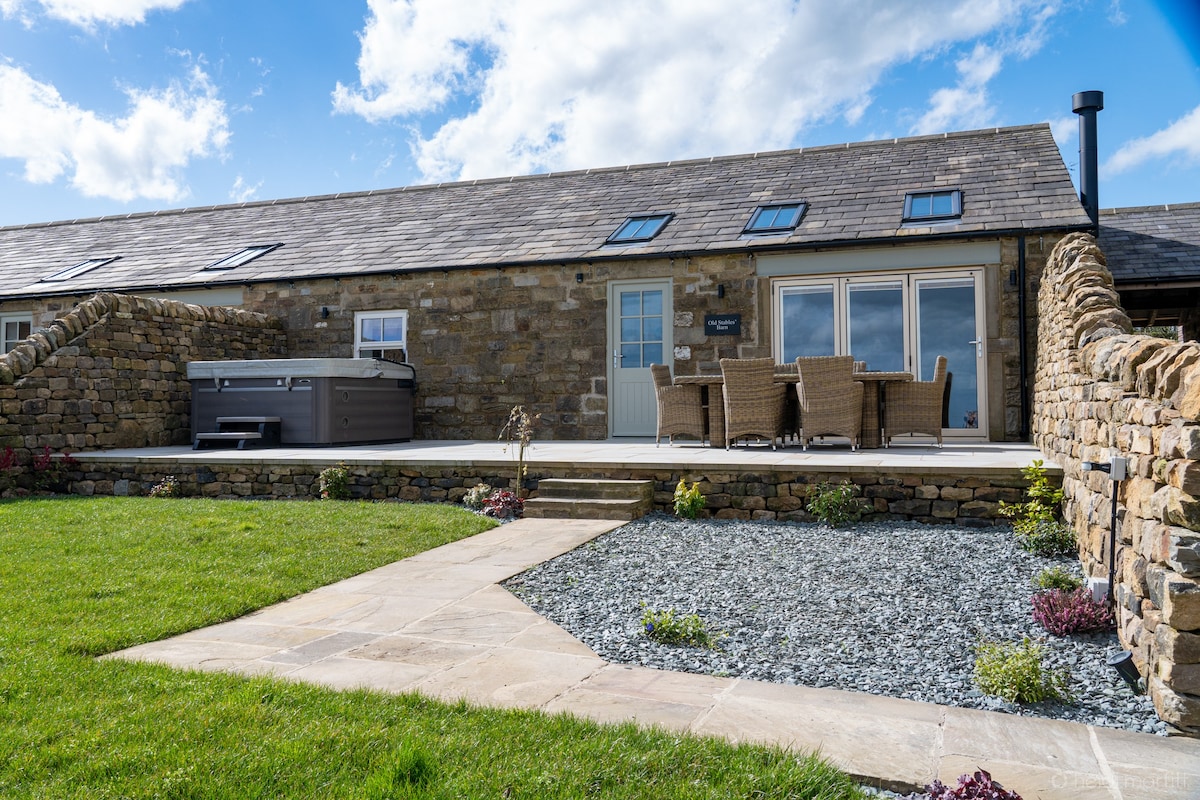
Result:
[503, 514, 1164, 735]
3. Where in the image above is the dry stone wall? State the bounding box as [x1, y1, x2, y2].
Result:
[0, 292, 286, 459]
[71, 455, 1019, 525]
[1034, 232, 1200, 735]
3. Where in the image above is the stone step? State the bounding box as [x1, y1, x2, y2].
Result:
[534, 478, 654, 502]
[522, 496, 651, 521]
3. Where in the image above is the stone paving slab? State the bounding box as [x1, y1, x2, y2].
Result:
[108, 517, 1200, 798]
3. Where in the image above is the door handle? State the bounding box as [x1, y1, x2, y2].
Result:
[613, 349, 623, 369]
[968, 339, 983, 357]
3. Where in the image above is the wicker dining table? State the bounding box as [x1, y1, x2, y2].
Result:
[674, 370, 912, 449]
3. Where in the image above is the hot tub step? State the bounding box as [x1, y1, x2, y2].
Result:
[194, 416, 282, 450]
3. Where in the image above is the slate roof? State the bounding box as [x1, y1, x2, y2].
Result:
[0, 123, 1090, 300]
[1098, 203, 1200, 285]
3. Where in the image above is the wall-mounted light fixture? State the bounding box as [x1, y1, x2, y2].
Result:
[320, 307, 330, 319]
[1082, 454, 1127, 607]
[575, 272, 584, 283]
[717, 284, 726, 299]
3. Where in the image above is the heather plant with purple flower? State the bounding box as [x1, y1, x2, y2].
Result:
[1032, 588, 1113, 636]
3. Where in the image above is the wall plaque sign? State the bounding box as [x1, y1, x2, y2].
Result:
[704, 314, 741, 336]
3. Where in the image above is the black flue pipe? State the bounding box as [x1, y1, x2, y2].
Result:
[1072, 90, 1104, 228]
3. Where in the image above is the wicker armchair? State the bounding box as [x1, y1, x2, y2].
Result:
[883, 355, 948, 447]
[795, 356, 864, 450]
[650, 364, 705, 445]
[720, 357, 785, 449]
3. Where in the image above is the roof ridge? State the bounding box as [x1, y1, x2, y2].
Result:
[1100, 201, 1200, 215]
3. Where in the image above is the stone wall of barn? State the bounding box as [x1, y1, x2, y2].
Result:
[0, 232, 1048, 444]
[246, 253, 764, 440]
[1034, 232, 1200, 735]
[241, 236, 1045, 442]
[0, 293, 286, 461]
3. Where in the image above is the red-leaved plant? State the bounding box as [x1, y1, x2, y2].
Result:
[30, 446, 79, 492]
[482, 489, 523, 520]
[919, 768, 1022, 799]
[1032, 588, 1112, 636]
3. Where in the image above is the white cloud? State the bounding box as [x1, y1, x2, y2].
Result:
[909, 2, 1058, 135]
[229, 175, 261, 204]
[0, 63, 229, 202]
[1, 0, 188, 27]
[333, 0, 1060, 183]
[910, 43, 1004, 135]
[1105, 105, 1200, 174]
[1048, 114, 1077, 147]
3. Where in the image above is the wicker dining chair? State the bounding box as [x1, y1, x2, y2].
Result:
[775, 362, 799, 444]
[795, 355, 864, 450]
[883, 355, 948, 447]
[650, 364, 706, 446]
[719, 357, 785, 449]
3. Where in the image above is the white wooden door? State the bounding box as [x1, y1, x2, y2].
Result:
[608, 279, 671, 436]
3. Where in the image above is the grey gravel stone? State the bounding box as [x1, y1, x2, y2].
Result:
[503, 513, 1165, 736]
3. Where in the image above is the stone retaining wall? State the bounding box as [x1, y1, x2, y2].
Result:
[1034, 232, 1200, 735]
[70, 457, 1020, 525]
[0, 293, 286, 459]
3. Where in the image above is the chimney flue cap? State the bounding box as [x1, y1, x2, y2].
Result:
[1073, 90, 1105, 114]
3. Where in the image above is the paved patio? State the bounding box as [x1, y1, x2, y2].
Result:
[76, 437, 1054, 475]
[109, 516, 1199, 799]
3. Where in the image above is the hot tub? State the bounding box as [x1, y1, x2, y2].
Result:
[187, 358, 416, 447]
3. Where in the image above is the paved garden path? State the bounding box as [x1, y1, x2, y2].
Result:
[111, 518, 1200, 799]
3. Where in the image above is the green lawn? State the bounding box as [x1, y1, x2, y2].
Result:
[0, 497, 866, 799]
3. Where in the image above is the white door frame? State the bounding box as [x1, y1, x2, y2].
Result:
[772, 267, 986, 440]
[607, 278, 673, 437]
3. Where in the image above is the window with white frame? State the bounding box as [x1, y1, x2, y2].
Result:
[1, 313, 32, 353]
[354, 310, 408, 361]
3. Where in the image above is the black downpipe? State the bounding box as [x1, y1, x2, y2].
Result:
[1018, 235, 1029, 439]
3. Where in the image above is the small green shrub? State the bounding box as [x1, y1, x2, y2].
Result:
[148, 475, 182, 498]
[462, 483, 493, 511]
[999, 459, 1064, 536]
[318, 464, 351, 500]
[673, 479, 706, 519]
[806, 480, 863, 527]
[1032, 566, 1083, 592]
[640, 604, 722, 648]
[1018, 520, 1076, 557]
[974, 637, 1070, 704]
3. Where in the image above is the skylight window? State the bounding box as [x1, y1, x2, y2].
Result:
[205, 244, 281, 271]
[744, 203, 807, 233]
[903, 190, 962, 222]
[42, 257, 119, 282]
[607, 214, 672, 244]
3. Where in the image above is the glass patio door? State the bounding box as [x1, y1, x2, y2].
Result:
[775, 269, 985, 438]
[846, 279, 905, 373]
[914, 276, 981, 431]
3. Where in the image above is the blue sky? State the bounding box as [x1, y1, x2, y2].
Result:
[0, 0, 1197, 227]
